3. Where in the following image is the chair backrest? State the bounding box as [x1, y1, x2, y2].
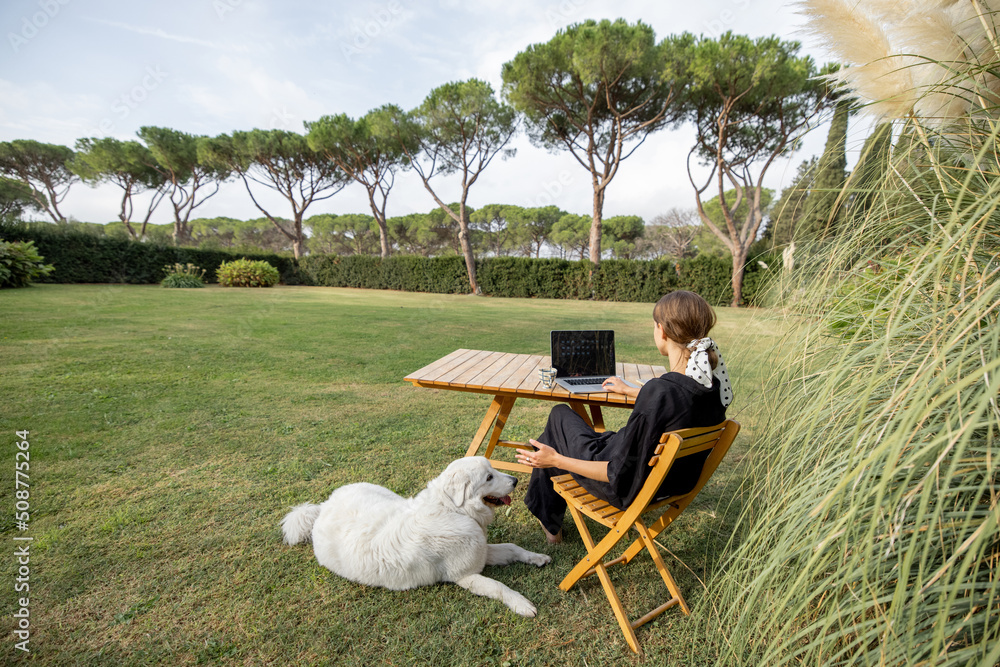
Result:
[632, 420, 741, 518]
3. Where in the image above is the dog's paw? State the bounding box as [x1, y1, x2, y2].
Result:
[507, 594, 538, 618]
[526, 552, 552, 567]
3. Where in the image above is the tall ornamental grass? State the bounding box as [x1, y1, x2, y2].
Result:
[700, 3, 1000, 665]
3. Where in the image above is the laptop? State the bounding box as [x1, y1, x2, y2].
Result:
[550, 330, 638, 394]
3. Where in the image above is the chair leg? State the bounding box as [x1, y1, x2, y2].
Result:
[619, 506, 680, 564]
[635, 521, 689, 615]
[594, 561, 640, 653]
[560, 518, 635, 591]
[566, 505, 640, 653]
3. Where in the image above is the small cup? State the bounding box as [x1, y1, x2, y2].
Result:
[538, 367, 557, 389]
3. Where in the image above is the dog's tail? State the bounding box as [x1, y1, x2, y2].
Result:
[280, 503, 322, 545]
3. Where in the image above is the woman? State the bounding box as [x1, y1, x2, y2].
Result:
[515, 290, 734, 544]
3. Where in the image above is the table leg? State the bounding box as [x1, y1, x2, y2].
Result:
[569, 401, 594, 428]
[483, 396, 516, 460]
[464, 397, 505, 458]
[465, 395, 516, 459]
[589, 404, 605, 433]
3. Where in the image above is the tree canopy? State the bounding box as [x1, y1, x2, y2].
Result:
[0, 176, 42, 219]
[137, 126, 230, 243]
[681, 32, 834, 305]
[199, 128, 347, 259]
[70, 137, 168, 240]
[602, 215, 645, 259]
[550, 213, 591, 260]
[0, 139, 77, 222]
[387, 79, 519, 293]
[502, 19, 690, 263]
[306, 106, 413, 257]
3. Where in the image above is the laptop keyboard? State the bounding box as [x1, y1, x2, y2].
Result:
[563, 377, 605, 386]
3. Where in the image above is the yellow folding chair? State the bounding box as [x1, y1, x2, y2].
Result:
[551, 419, 740, 653]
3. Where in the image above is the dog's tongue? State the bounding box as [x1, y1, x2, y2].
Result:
[500, 495, 512, 506]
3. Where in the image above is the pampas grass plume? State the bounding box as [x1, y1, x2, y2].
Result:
[798, 0, 916, 117]
[800, 0, 1000, 122]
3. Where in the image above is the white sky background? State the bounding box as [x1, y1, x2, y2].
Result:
[0, 0, 873, 226]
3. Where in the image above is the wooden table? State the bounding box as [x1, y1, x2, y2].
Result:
[404, 349, 667, 473]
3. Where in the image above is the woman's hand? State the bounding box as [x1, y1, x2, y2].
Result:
[515, 440, 561, 469]
[601, 376, 639, 398]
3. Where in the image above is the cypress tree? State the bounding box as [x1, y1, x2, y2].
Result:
[765, 157, 816, 247]
[800, 99, 850, 240]
[847, 122, 893, 219]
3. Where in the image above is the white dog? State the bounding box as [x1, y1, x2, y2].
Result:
[281, 457, 551, 617]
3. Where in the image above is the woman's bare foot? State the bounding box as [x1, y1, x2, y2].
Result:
[538, 519, 563, 544]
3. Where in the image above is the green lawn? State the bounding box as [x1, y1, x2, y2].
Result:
[0, 285, 783, 666]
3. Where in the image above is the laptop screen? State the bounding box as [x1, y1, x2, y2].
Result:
[550, 330, 615, 378]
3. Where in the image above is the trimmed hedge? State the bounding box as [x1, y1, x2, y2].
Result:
[0, 222, 777, 305]
[298, 253, 777, 306]
[299, 255, 471, 294]
[0, 224, 302, 285]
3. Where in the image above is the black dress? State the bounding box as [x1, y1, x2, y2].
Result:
[524, 373, 728, 535]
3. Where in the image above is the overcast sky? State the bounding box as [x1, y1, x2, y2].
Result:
[0, 0, 869, 226]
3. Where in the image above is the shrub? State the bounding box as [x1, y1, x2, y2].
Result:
[161, 263, 207, 288]
[0, 239, 54, 288]
[216, 258, 280, 287]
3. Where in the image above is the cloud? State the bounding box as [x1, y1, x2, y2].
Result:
[84, 17, 250, 52]
[179, 55, 327, 133]
[0, 79, 106, 144]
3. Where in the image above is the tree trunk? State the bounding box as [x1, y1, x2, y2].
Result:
[377, 216, 390, 258]
[367, 189, 391, 258]
[730, 246, 748, 308]
[588, 186, 605, 264]
[48, 194, 66, 223]
[172, 220, 191, 244]
[122, 220, 138, 241]
[457, 202, 480, 295]
[291, 214, 306, 260]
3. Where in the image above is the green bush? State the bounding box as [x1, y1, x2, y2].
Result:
[162, 274, 205, 288]
[216, 258, 280, 287]
[0, 239, 54, 288]
[161, 263, 207, 288]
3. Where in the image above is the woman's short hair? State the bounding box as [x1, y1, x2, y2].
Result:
[653, 290, 718, 369]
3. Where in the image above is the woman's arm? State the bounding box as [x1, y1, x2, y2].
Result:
[514, 440, 610, 482]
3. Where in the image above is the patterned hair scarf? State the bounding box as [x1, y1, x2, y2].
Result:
[685, 337, 734, 407]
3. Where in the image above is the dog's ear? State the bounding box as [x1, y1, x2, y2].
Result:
[439, 466, 472, 508]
